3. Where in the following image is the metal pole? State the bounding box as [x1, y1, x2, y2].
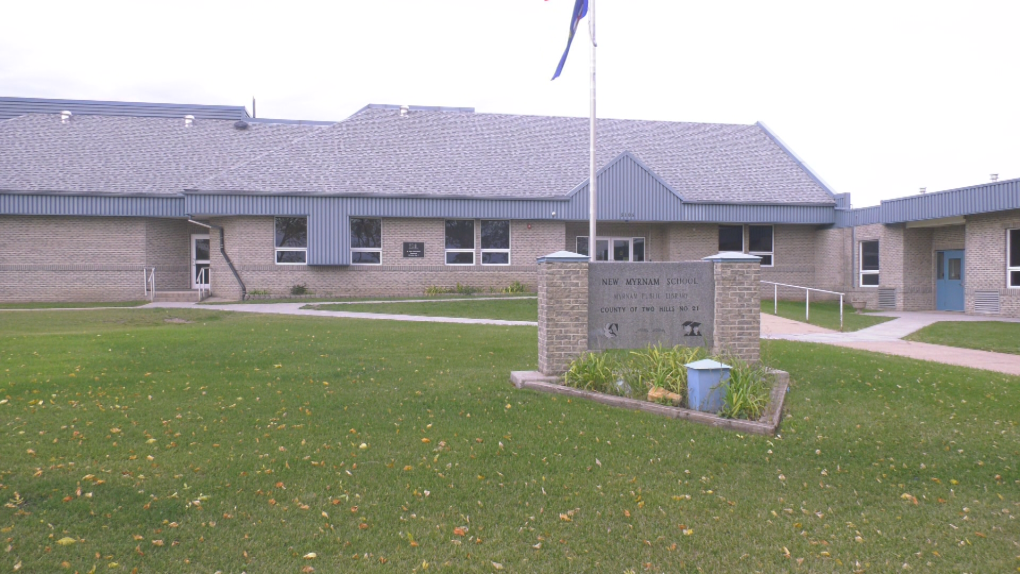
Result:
[840, 293, 844, 331]
[774, 284, 778, 315]
[587, 0, 597, 262]
[806, 289, 810, 323]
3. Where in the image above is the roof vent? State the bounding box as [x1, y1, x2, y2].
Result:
[184, 115, 195, 127]
[990, 173, 999, 182]
[234, 120, 250, 130]
[60, 110, 72, 123]
[919, 187, 926, 194]
[400, 105, 409, 117]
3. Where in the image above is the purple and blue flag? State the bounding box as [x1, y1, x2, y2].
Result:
[551, 0, 589, 80]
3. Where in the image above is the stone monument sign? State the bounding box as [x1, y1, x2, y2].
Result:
[588, 262, 714, 350]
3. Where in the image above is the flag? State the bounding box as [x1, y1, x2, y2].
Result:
[551, 0, 589, 80]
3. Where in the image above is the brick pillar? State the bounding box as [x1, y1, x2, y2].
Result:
[704, 252, 761, 363]
[537, 252, 589, 375]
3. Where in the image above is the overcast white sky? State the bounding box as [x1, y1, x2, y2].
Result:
[2, 0, 1017, 207]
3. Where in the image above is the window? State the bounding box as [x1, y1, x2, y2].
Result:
[350, 218, 382, 265]
[860, 240, 879, 286]
[445, 220, 475, 265]
[1009, 229, 1020, 288]
[481, 220, 510, 265]
[718, 225, 744, 252]
[576, 236, 645, 261]
[275, 217, 307, 264]
[748, 225, 773, 266]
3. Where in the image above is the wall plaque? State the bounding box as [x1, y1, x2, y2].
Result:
[588, 262, 714, 350]
[403, 242, 425, 258]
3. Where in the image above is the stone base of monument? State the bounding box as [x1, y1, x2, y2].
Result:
[509, 369, 790, 436]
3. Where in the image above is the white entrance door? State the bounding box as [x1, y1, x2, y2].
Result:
[191, 234, 210, 289]
[589, 237, 645, 261]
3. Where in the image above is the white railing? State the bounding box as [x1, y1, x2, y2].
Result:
[196, 267, 210, 300]
[143, 267, 156, 301]
[761, 281, 846, 331]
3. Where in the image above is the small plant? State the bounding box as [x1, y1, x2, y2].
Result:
[424, 285, 450, 297]
[718, 358, 772, 421]
[290, 284, 310, 296]
[501, 281, 528, 294]
[454, 283, 480, 295]
[248, 288, 271, 297]
[630, 344, 704, 406]
[564, 352, 623, 396]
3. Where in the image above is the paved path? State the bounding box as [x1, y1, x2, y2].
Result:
[144, 301, 538, 327]
[762, 312, 1020, 376]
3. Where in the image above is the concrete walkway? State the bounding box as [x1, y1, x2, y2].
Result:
[144, 301, 538, 327]
[762, 312, 1020, 376]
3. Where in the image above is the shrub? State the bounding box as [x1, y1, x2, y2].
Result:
[718, 358, 772, 421]
[424, 285, 449, 297]
[563, 352, 626, 396]
[629, 345, 704, 405]
[248, 289, 271, 297]
[290, 284, 310, 296]
[501, 281, 529, 294]
[455, 283, 480, 295]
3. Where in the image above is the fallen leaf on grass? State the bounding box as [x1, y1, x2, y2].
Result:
[453, 527, 467, 537]
[303, 552, 317, 559]
[492, 562, 504, 570]
[900, 493, 918, 505]
[57, 537, 77, 545]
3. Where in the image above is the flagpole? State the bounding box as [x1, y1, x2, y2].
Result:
[588, 0, 597, 263]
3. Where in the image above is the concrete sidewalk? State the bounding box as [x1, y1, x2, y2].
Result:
[762, 312, 1020, 376]
[144, 301, 538, 327]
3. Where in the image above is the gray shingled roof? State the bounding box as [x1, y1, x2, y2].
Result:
[193, 106, 834, 204]
[0, 114, 325, 195]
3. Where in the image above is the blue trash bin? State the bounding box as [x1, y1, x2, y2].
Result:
[685, 359, 732, 413]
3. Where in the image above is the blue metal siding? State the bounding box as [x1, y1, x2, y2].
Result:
[681, 203, 835, 224]
[880, 179, 1020, 223]
[848, 205, 882, 227]
[0, 194, 185, 217]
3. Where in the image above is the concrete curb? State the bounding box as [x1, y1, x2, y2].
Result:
[509, 369, 790, 436]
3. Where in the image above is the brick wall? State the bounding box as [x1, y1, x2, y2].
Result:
[145, 220, 209, 290]
[711, 261, 761, 363]
[209, 217, 567, 300]
[901, 227, 934, 310]
[932, 225, 965, 251]
[537, 260, 589, 375]
[813, 226, 850, 294]
[0, 215, 192, 302]
[964, 210, 1020, 318]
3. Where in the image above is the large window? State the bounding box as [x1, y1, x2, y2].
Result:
[1009, 229, 1020, 288]
[350, 218, 382, 265]
[445, 220, 475, 265]
[481, 220, 510, 265]
[576, 236, 645, 261]
[860, 240, 879, 286]
[748, 225, 774, 267]
[718, 225, 744, 252]
[275, 217, 307, 264]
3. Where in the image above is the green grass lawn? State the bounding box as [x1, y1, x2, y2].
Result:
[308, 298, 538, 322]
[906, 321, 1020, 355]
[761, 299, 894, 332]
[0, 301, 148, 310]
[1, 310, 1018, 572]
[206, 294, 536, 305]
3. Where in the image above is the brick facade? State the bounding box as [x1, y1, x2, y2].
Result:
[0, 215, 203, 302]
[964, 210, 1020, 317]
[208, 217, 566, 300]
[537, 260, 589, 375]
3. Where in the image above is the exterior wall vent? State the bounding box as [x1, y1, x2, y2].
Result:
[990, 173, 999, 182]
[400, 105, 409, 117]
[60, 110, 72, 123]
[878, 288, 896, 309]
[233, 120, 249, 130]
[184, 115, 195, 127]
[973, 291, 1001, 314]
[919, 187, 926, 194]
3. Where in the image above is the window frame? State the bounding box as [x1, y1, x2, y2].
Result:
[350, 217, 383, 266]
[718, 225, 744, 253]
[444, 219, 476, 266]
[576, 236, 646, 262]
[747, 225, 774, 267]
[859, 240, 880, 287]
[274, 216, 308, 266]
[480, 220, 511, 266]
[1008, 229, 1020, 288]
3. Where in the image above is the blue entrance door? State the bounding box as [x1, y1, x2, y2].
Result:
[936, 250, 964, 311]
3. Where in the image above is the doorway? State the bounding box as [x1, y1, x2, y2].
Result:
[191, 234, 210, 290]
[935, 250, 964, 311]
[577, 236, 646, 262]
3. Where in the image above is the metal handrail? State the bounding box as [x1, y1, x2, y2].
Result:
[143, 267, 156, 301]
[196, 267, 210, 300]
[761, 281, 846, 331]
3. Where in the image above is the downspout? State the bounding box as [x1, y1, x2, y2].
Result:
[187, 219, 247, 300]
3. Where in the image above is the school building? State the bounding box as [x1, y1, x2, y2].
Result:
[1, 96, 1018, 317]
